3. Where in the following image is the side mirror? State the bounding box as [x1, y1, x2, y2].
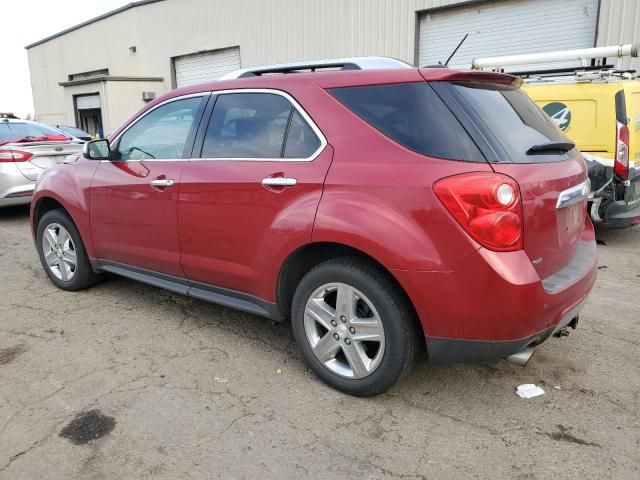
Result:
[83, 139, 111, 160]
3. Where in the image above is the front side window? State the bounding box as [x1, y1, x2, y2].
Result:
[201, 93, 322, 159]
[116, 96, 204, 160]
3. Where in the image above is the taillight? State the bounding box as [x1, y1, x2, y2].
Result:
[434, 172, 523, 252]
[0, 149, 33, 163]
[614, 121, 630, 181]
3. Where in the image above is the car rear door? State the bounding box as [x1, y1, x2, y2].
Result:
[178, 90, 332, 301]
[90, 94, 209, 277]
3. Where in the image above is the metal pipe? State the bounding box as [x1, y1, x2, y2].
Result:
[472, 44, 639, 69]
[505, 347, 535, 366]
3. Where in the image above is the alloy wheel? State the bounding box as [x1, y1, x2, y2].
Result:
[42, 223, 77, 281]
[304, 282, 385, 379]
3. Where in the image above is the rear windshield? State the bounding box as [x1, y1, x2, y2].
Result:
[330, 82, 485, 162]
[0, 122, 70, 142]
[448, 82, 578, 163]
[330, 81, 577, 164]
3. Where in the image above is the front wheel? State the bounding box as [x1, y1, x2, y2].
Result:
[36, 209, 100, 291]
[291, 258, 419, 396]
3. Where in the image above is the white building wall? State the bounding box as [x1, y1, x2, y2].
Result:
[27, 0, 638, 134]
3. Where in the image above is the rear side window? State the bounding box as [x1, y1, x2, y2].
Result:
[449, 82, 578, 163]
[329, 82, 485, 162]
[201, 93, 322, 159]
[284, 110, 321, 158]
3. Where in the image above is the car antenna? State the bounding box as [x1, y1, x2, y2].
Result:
[444, 33, 469, 66]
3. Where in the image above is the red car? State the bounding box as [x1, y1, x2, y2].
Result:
[31, 57, 597, 396]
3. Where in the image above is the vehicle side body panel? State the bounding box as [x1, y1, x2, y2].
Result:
[178, 146, 334, 302]
[89, 160, 186, 277]
[30, 157, 99, 257]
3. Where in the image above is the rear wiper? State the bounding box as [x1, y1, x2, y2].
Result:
[527, 141, 575, 155]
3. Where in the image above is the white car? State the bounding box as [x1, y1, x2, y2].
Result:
[0, 118, 84, 206]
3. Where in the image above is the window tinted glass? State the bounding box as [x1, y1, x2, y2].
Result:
[330, 83, 484, 161]
[117, 96, 204, 160]
[450, 82, 576, 163]
[202, 93, 292, 158]
[0, 122, 71, 142]
[58, 126, 91, 138]
[284, 110, 321, 158]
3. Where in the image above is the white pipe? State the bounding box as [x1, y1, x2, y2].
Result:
[472, 44, 639, 69]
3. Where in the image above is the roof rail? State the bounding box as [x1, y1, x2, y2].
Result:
[220, 56, 413, 80]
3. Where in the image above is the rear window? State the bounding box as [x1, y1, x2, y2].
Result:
[0, 122, 70, 142]
[449, 82, 578, 163]
[329, 82, 485, 162]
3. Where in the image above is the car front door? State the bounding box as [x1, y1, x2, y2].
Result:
[178, 90, 333, 301]
[90, 94, 208, 277]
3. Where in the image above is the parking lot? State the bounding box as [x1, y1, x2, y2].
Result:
[0, 204, 638, 479]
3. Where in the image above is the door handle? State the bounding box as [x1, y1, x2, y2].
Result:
[150, 178, 175, 188]
[261, 177, 297, 187]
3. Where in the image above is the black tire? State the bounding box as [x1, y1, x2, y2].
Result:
[36, 209, 101, 291]
[291, 257, 419, 396]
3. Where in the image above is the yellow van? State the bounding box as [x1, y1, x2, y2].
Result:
[524, 78, 640, 228]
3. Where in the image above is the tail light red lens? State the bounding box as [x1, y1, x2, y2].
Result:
[0, 149, 33, 163]
[614, 121, 630, 181]
[434, 172, 524, 251]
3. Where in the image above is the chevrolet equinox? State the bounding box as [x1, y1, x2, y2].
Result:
[31, 57, 597, 396]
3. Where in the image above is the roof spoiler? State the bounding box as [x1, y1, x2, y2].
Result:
[472, 44, 639, 70]
[220, 56, 413, 79]
[426, 69, 520, 86]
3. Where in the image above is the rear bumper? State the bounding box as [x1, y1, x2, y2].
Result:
[393, 223, 598, 364]
[599, 199, 640, 229]
[424, 297, 585, 364]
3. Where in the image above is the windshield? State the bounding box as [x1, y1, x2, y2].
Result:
[0, 122, 71, 143]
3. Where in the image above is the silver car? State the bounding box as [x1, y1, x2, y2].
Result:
[0, 118, 84, 206]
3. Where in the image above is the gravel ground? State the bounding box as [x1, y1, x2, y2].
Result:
[0, 204, 638, 479]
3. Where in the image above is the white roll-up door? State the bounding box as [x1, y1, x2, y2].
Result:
[418, 0, 599, 71]
[76, 94, 101, 110]
[174, 47, 241, 88]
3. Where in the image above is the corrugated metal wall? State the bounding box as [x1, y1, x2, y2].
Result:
[27, 0, 640, 134]
[418, 0, 599, 69]
[596, 0, 640, 71]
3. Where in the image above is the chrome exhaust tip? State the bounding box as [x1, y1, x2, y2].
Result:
[505, 347, 535, 367]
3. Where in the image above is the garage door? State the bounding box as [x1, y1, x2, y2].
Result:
[174, 47, 240, 88]
[76, 94, 101, 110]
[418, 0, 599, 71]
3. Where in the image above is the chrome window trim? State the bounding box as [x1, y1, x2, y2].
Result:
[106, 92, 211, 162]
[104, 89, 326, 163]
[193, 88, 327, 163]
[556, 179, 591, 209]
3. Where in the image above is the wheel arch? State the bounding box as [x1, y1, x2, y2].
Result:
[276, 241, 424, 336]
[32, 196, 68, 233]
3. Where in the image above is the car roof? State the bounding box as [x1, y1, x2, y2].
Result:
[111, 66, 516, 140]
[154, 67, 517, 103]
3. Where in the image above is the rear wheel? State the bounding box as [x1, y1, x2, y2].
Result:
[36, 209, 100, 291]
[291, 258, 418, 396]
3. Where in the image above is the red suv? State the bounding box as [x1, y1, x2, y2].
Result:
[31, 58, 597, 396]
